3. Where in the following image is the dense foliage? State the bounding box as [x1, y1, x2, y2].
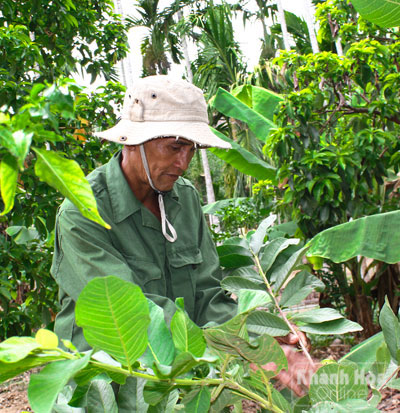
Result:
[0, 0, 128, 338]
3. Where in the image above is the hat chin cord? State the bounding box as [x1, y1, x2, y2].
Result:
[139, 144, 177, 243]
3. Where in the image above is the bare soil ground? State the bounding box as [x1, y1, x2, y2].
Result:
[1, 344, 398, 412]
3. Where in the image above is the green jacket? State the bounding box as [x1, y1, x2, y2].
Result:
[51, 151, 236, 350]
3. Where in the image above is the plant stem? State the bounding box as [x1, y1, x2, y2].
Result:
[89, 359, 223, 386]
[226, 380, 284, 413]
[252, 253, 315, 368]
[378, 366, 400, 392]
[57, 349, 283, 412]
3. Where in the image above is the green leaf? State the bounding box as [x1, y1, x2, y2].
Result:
[291, 308, 344, 324]
[205, 329, 287, 369]
[153, 352, 217, 380]
[270, 245, 307, 292]
[28, 353, 91, 413]
[299, 319, 363, 335]
[0, 155, 18, 215]
[307, 401, 347, 412]
[237, 289, 271, 313]
[246, 311, 290, 336]
[143, 381, 177, 406]
[337, 398, 381, 412]
[340, 332, 384, 371]
[210, 128, 276, 182]
[170, 298, 206, 357]
[76, 276, 150, 366]
[387, 377, 400, 390]
[0, 354, 64, 384]
[379, 297, 400, 361]
[293, 395, 312, 413]
[368, 342, 397, 389]
[87, 380, 118, 413]
[280, 270, 325, 307]
[33, 147, 110, 229]
[141, 300, 175, 367]
[0, 129, 32, 168]
[183, 387, 211, 413]
[217, 244, 254, 268]
[0, 337, 40, 363]
[210, 389, 241, 412]
[221, 276, 265, 296]
[309, 363, 368, 404]
[259, 238, 300, 274]
[212, 87, 276, 142]
[307, 211, 400, 264]
[251, 86, 284, 121]
[202, 197, 248, 215]
[116, 377, 148, 411]
[249, 215, 277, 255]
[351, 0, 400, 28]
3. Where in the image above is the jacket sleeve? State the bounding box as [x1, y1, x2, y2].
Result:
[192, 193, 238, 327]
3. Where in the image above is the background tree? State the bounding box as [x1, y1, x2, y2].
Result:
[126, 0, 184, 75]
[266, 0, 400, 336]
[0, 0, 128, 338]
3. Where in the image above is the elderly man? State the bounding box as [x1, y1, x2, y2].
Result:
[51, 76, 237, 350]
[51, 75, 312, 402]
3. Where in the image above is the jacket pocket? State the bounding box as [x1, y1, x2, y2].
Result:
[122, 255, 165, 297]
[168, 247, 203, 317]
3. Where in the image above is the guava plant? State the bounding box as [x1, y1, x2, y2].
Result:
[3, 215, 400, 412]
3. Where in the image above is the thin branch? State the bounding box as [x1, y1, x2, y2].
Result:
[252, 252, 316, 368]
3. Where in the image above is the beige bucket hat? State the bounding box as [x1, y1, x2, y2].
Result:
[94, 75, 231, 149]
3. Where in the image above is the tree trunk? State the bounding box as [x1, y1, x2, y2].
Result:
[303, 0, 320, 54]
[177, 9, 219, 229]
[276, 0, 291, 51]
[113, 0, 132, 86]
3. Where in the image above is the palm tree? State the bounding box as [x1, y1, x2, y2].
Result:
[126, 0, 183, 75]
[188, 1, 246, 98]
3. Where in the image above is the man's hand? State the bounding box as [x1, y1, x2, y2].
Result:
[274, 344, 318, 396]
[251, 330, 318, 397]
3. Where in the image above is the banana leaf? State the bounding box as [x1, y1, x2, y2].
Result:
[307, 211, 400, 264]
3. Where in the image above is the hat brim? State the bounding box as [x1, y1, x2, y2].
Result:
[93, 119, 231, 149]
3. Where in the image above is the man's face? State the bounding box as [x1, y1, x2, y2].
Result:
[143, 137, 196, 192]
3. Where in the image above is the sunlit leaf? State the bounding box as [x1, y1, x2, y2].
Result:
[352, 0, 400, 28]
[76, 276, 150, 367]
[33, 147, 110, 229]
[0, 337, 40, 363]
[0, 155, 18, 215]
[35, 329, 59, 349]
